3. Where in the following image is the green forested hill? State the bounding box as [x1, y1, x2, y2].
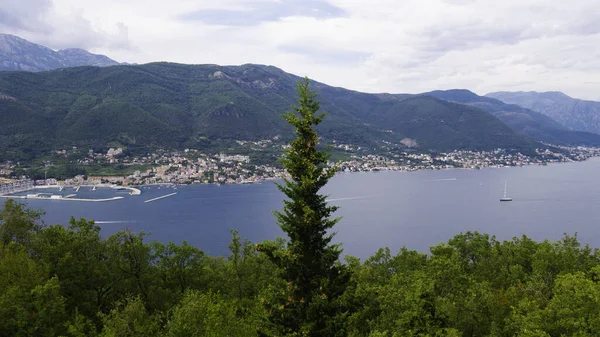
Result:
[0, 63, 537, 160]
[362, 95, 537, 152]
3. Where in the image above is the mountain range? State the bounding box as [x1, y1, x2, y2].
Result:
[486, 91, 600, 135]
[426, 90, 600, 146]
[0, 63, 540, 161]
[1, 34, 600, 163]
[0, 33, 119, 72]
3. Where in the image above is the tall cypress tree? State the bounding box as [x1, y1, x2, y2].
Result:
[258, 78, 349, 336]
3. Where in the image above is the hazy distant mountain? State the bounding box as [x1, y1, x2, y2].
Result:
[424, 89, 600, 146]
[486, 91, 600, 135]
[0, 33, 119, 72]
[0, 62, 537, 161]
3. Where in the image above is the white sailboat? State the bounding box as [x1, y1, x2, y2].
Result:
[500, 181, 512, 202]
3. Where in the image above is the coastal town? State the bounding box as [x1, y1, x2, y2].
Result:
[1, 142, 600, 188]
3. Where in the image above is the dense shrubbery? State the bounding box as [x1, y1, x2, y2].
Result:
[1, 199, 600, 336]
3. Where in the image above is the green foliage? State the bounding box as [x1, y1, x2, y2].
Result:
[163, 291, 255, 337]
[27, 277, 68, 337]
[0, 199, 44, 246]
[258, 79, 350, 336]
[152, 241, 207, 295]
[346, 232, 600, 337]
[64, 310, 98, 337]
[99, 297, 161, 337]
[32, 218, 114, 322]
[0, 243, 68, 337]
[105, 230, 160, 310]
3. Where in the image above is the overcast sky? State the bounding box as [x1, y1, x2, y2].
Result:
[2, 0, 600, 100]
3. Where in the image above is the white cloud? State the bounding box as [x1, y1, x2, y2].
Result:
[1, 0, 600, 100]
[0, 0, 134, 51]
[0, 0, 53, 32]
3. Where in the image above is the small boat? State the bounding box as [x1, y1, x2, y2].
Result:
[500, 181, 512, 202]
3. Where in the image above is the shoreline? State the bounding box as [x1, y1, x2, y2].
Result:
[2, 155, 598, 191]
[132, 155, 600, 187]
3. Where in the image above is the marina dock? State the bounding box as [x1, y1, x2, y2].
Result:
[144, 193, 177, 203]
[0, 195, 124, 202]
[0, 182, 140, 202]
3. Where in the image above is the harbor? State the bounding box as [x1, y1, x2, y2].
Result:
[0, 180, 141, 202]
[0, 194, 124, 202]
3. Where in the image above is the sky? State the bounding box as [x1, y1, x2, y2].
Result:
[2, 0, 600, 100]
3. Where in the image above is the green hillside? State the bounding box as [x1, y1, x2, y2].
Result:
[369, 95, 537, 152]
[0, 63, 538, 161]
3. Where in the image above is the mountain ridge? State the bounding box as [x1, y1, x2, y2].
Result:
[424, 89, 600, 146]
[486, 91, 600, 135]
[0, 33, 119, 72]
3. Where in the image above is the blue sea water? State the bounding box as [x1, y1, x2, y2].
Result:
[7, 157, 600, 259]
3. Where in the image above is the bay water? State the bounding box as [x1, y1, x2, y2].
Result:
[10, 157, 600, 258]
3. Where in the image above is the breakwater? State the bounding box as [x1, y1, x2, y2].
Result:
[0, 195, 124, 202]
[144, 192, 177, 203]
[0, 184, 140, 202]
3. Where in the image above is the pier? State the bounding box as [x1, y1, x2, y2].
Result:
[144, 192, 177, 203]
[127, 187, 141, 195]
[0, 182, 140, 202]
[35, 184, 141, 195]
[0, 195, 124, 202]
